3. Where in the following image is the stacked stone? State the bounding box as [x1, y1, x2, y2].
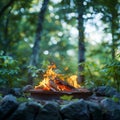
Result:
[0, 94, 120, 120]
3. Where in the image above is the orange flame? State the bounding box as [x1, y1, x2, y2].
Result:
[35, 64, 80, 91]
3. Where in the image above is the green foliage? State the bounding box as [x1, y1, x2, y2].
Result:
[16, 92, 33, 103]
[111, 96, 119, 103]
[102, 59, 120, 91]
[0, 93, 2, 101]
[27, 65, 44, 85]
[83, 57, 120, 91]
[60, 95, 79, 101]
[60, 95, 73, 101]
[17, 97, 29, 103]
[0, 51, 23, 87]
[83, 61, 103, 88]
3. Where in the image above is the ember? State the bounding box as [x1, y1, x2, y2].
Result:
[35, 64, 80, 91]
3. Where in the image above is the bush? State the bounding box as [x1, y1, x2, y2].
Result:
[84, 59, 120, 91]
[0, 51, 22, 87]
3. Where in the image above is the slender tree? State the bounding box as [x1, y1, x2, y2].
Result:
[28, 0, 49, 84]
[91, 0, 120, 60]
[109, 0, 119, 59]
[76, 0, 85, 83]
[58, 0, 86, 83]
[3, 8, 12, 55]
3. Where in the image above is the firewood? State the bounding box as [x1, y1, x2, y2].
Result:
[54, 77, 76, 89]
[49, 80, 58, 91]
[35, 77, 78, 91]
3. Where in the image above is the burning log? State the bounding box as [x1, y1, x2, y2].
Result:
[49, 80, 58, 91]
[50, 78, 77, 91]
[54, 78, 76, 91]
[35, 77, 77, 92]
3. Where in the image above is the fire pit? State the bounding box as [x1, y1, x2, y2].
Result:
[29, 88, 92, 100]
[29, 64, 92, 100]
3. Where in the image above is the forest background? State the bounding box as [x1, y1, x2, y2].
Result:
[0, 0, 120, 91]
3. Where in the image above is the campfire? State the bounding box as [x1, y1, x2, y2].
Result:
[35, 64, 80, 91]
[29, 64, 92, 100]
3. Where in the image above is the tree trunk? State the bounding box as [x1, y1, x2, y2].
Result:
[3, 8, 12, 55]
[76, 0, 85, 84]
[111, 8, 118, 60]
[0, 0, 15, 18]
[28, 0, 49, 85]
[111, 20, 115, 60]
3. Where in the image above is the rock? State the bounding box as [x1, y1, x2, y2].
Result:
[0, 87, 11, 96]
[36, 102, 62, 120]
[8, 101, 42, 120]
[93, 86, 117, 97]
[60, 99, 89, 120]
[101, 98, 120, 120]
[113, 93, 120, 98]
[0, 95, 18, 120]
[22, 85, 33, 92]
[86, 101, 103, 120]
[10, 88, 22, 97]
[2, 94, 17, 103]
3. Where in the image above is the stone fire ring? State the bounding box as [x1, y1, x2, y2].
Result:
[29, 88, 93, 100]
